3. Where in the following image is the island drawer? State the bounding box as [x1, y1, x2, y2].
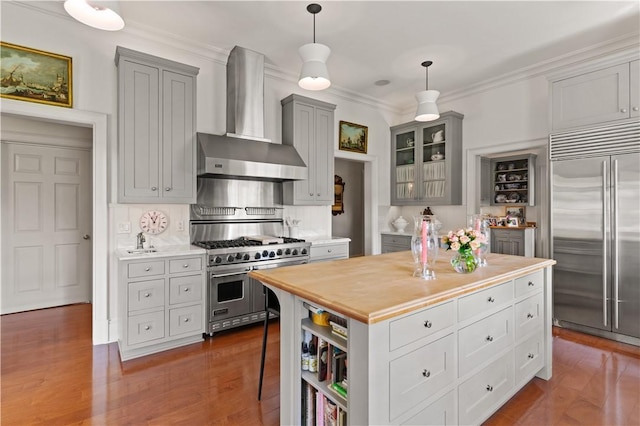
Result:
[169, 304, 203, 336]
[515, 332, 544, 385]
[169, 257, 202, 274]
[515, 292, 543, 340]
[128, 279, 165, 312]
[127, 311, 165, 345]
[169, 275, 203, 305]
[458, 307, 513, 378]
[128, 260, 165, 278]
[390, 333, 455, 420]
[515, 270, 544, 297]
[401, 390, 457, 425]
[458, 350, 514, 425]
[389, 301, 455, 350]
[458, 281, 513, 322]
[310, 242, 349, 262]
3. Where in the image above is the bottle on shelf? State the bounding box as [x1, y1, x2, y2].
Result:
[301, 341, 309, 371]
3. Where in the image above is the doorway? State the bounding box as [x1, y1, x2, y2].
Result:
[333, 158, 365, 257]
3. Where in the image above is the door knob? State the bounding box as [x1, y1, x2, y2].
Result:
[83, 234, 91, 240]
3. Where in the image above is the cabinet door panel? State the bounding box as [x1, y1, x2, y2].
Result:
[314, 107, 333, 202]
[402, 390, 457, 426]
[128, 279, 165, 312]
[293, 103, 314, 202]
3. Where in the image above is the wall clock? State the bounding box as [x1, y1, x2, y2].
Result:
[140, 210, 168, 234]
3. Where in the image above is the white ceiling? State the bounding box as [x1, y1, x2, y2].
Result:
[69, 1, 640, 110]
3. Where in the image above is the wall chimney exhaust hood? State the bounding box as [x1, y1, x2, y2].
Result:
[197, 46, 307, 181]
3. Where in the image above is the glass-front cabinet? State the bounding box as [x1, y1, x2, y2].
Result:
[390, 111, 464, 205]
[490, 154, 536, 206]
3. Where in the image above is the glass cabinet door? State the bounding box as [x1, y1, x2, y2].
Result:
[421, 123, 447, 199]
[394, 129, 416, 201]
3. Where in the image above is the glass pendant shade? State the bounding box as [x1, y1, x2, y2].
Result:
[298, 43, 331, 91]
[415, 89, 440, 122]
[64, 0, 125, 31]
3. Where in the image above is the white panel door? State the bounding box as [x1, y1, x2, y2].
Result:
[1, 142, 92, 313]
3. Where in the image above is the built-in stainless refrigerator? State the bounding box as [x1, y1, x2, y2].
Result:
[550, 121, 640, 345]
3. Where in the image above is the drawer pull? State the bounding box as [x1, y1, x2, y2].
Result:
[487, 296, 495, 303]
[528, 281, 535, 286]
[144, 293, 150, 298]
[184, 287, 190, 292]
[183, 263, 189, 268]
[527, 313, 534, 319]
[145, 267, 151, 272]
[151, 187, 157, 191]
[327, 249, 332, 253]
[422, 369, 431, 378]
[184, 318, 190, 322]
[621, 108, 628, 113]
[423, 320, 432, 328]
[144, 325, 151, 331]
[486, 335, 494, 342]
[165, 187, 171, 191]
[486, 385, 493, 392]
[528, 353, 535, 359]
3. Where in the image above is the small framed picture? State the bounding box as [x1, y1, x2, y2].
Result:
[507, 217, 519, 227]
[505, 206, 525, 224]
[488, 217, 498, 226]
[498, 216, 507, 226]
[339, 120, 368, 154]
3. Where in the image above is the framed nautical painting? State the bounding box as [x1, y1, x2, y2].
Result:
[339, 120, 368, 154]
[1, 42, 72, 107]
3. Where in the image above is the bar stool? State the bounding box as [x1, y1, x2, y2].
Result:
[258, 287, 280, 400]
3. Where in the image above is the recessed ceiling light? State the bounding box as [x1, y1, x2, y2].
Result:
[374, 79, 391, 86]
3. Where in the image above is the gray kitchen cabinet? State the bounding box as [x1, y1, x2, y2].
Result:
[390, 111, 463, 206]
[309, 240, 350, 263]
[490, 154, 536, 206]
[381, 233, 412, 253]
[282, 94, 336, 205]
[118, 253, 206, 361]
[551, 60, 639, 131]
[115, 46, 199, 203]
[490, 227, 535, 257]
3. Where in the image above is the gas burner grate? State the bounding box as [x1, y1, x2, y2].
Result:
[194, 239, 263, 250]
[281, 237, 306, 243]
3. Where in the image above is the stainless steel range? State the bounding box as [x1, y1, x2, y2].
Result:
[191, 178, 310, 336]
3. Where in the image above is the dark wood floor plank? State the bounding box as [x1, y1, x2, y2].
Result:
[2, 304, 639, 425]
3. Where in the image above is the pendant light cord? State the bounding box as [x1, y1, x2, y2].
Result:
[313, 13, 316, 43]
[425, 67, 428, 90]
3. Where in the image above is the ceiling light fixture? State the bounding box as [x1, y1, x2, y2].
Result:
[298, 3, 331, 91]
[64, 0, 125, 31]
[414, 60, 440, 122]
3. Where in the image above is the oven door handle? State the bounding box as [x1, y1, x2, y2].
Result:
[252, 260, 307, 270]
[210, 268, 252, 278]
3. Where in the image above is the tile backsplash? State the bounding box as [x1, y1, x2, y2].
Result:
[112, 204, 190, 249]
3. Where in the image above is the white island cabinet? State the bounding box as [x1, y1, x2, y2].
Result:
[307, 236, 350, 263]
[117, 246, 206, 361]
[250, 251, 555, 425]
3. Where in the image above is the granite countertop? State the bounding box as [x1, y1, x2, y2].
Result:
[250, 251, 555, 324]
[305, 236, 351, 245]
[116, 244, 206, 261]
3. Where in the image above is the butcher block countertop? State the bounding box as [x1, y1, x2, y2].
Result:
[249, 251, 555, 325]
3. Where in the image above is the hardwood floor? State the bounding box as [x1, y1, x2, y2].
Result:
[2, 303, 639, 425]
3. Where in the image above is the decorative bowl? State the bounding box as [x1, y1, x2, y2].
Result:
[431, 154, 444, 161]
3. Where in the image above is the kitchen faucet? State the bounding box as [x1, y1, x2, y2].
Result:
[136, 232, 145, 249]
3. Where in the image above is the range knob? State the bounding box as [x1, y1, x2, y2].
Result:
[227, 255, 235, 262]
[276, 249, 283, 255]
[243, 253, 250, 261]
[255, 253, 261, 260]
[292, 249, 299, 255]
[301, 248, 308, 255]
[269, 251, 276, 258]
[285, 248, 291, 255]
[235, 253, 242, 259]
[262, 250, 269, 257]
[214, 256, 223, 264]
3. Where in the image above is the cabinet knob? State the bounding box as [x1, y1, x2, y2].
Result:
[144, 293, 150, 298]
[422, 369, 431, 378]
[486, 335, 494, 342]
[528, 281, 534, 286]
[486, 385, 494, 392]
[528, 353, 535, 359]
[165, 187, 172, 191]
[151, 187, 157, 191]
[144, 325, 150, 331]
[309, 193, 314, 196]
[527, 313, 534, 319]
[327, 249, 332, 253]
[145, 267, 151, 271]
[184, 318, 190, 322]
[424, 320, 432, 328]
[184, 287, 190, 292]
[487, 296, 495, 303]
[317, 193, 320, 196]
[633, 107, 639, 112]
[183, 263, 189, 268]
[621, 108, 628, 113]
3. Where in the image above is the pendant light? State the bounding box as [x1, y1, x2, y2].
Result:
[64, 0, 125, 31]
[414, 61, 440, 122]
[298, 3, 331, 91]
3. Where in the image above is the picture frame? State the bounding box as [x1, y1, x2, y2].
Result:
[488, 217, 498, 226]
[332, 175, 345, 216]
[339, 120, 368, 154]
[1, 41, 72, 108]
[498, 216, 507, 226]
[507, 217, 519, 227]
[505, 206, 526, 225]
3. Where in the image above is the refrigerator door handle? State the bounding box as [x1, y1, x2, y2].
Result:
[602, 160, 608, 328]
[613, 159, 619, 330]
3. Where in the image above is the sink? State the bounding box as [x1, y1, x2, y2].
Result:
[126, 248, 158, 254]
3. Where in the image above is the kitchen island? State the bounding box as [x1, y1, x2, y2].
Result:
[250, 251, 556, 425]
